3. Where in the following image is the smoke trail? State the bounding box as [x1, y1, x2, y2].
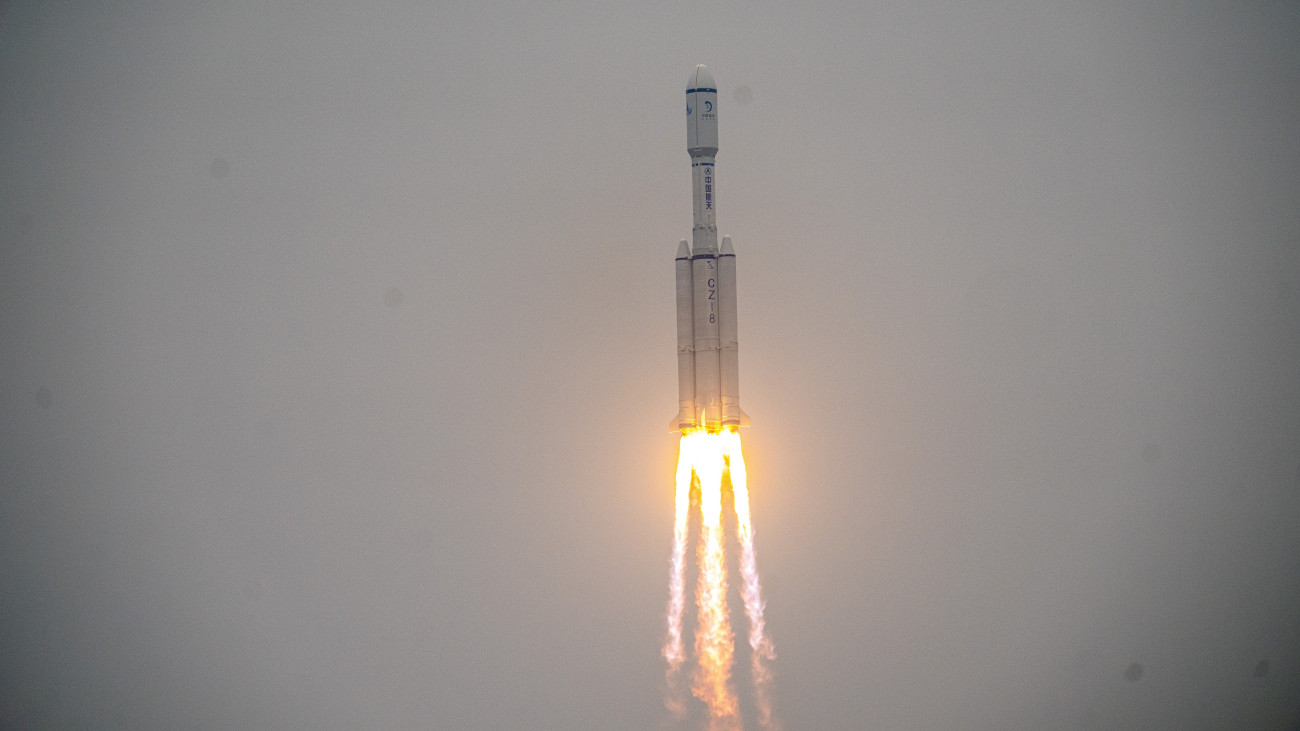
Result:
[662, 434, 694, 716]
[723, 430, 779, 729]
[692, 438, 740, 729]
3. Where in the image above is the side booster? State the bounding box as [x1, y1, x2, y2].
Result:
[672, 65, 749, 433]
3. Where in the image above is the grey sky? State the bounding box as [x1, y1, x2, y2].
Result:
[2, 1, 1298, 728]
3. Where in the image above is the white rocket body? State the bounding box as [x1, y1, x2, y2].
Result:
[672, 65, 749, 433]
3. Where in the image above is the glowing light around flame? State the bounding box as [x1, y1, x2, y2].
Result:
[663, 429, 777, 729]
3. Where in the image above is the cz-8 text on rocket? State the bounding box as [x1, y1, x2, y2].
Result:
[671, 65, 750, 433]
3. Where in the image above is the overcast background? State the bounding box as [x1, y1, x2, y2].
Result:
[2, 1, 1299, 729]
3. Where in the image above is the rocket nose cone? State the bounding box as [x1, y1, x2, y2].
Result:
[689, 64, 716, 91]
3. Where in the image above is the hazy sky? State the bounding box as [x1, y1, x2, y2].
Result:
[2, 2, 1299, 728]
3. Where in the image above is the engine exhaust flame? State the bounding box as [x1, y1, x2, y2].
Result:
[663, 435, 695, 716]
[723, 430, 778, 730]
[663, 429, 777, 729]
[692, 431, 740, 729]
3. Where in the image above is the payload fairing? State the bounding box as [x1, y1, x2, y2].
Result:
[672, 65, 749, 433]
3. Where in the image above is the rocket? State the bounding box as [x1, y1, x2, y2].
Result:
[672, 65, 749, 433]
